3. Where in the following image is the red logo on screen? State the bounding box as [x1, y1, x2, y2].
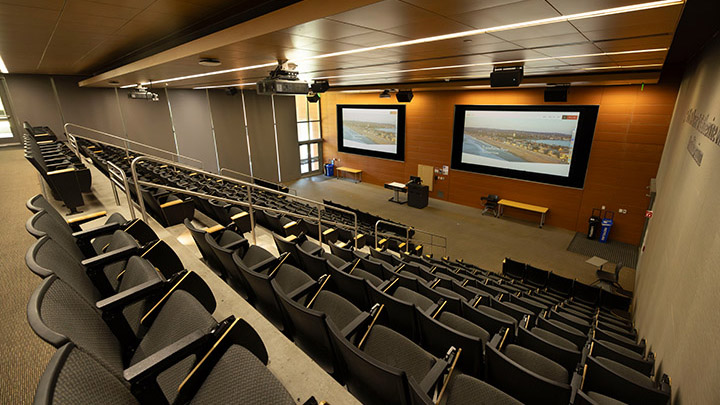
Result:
[562, 115, 578, 120]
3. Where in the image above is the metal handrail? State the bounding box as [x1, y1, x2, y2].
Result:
[219, 167, 297, 195]
[64, 123, 204, 169]
[130, 156, 359, 248]
[107, 161, 137, 220]
[374, 220, 448, 257]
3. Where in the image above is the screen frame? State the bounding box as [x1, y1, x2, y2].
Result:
[451, 104, 599, 189]
[337, 104, 406, 161]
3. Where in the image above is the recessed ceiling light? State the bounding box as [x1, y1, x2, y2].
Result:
[199, 58, 221, 67]
[0, 55, 8, 74]
[120, 0, 681, 87]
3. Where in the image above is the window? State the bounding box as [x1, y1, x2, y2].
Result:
[296, 96, 322, 175]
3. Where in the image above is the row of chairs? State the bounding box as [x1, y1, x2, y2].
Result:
[24, 123, 91, 214]
[181, 217, 521, 405]
[22, 194, 318, 404]
[189, 215, 672, 405]
[76, 138, 411, 247]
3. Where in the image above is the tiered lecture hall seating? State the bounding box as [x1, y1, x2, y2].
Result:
[23, 196, 321, 405]
[76, 138, 414, 250]
[23, 122, 92, 214]
[32, 132, 671, 404]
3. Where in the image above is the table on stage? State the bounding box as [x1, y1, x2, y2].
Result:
[384, 182, 408, 204]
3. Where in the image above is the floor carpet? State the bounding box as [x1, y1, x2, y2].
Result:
[567, 232, 639, 269]
[0, 146, 55, 404]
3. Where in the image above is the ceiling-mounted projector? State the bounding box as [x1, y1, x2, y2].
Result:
[256, 61, 309, 95]
[127, 85, 159, 101]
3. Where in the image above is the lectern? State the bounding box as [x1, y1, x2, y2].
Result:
[407, 182, 428, 209]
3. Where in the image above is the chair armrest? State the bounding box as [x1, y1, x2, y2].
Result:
[205, 224, 225, 234]
[67, 210, 107, 225]
[81, 245, 138, 268]
[159, 199, 184, 208]
[222, 238, 249, 253]
[71, 223, 120, 242]
[46, 167, 75, 175]
[288, 280, 317, 301]
[419, 360, 448, 393]
[96, 279, 164, 312]
[341, 312, 371, 339]
[123, 330, 210, 384]
[230, 211, 248, 220]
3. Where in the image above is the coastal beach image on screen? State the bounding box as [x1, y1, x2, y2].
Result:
[461, 110, 581, 177]
[341, 108, 399, 154]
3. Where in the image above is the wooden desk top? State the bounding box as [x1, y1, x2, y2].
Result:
[336, 166, 362, 173]
[498, 199, 549, 213]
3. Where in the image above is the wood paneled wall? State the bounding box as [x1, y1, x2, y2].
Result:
[321, 83, 679, 245]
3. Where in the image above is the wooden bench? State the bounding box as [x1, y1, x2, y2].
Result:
[498, 199, 549, 228]
[335, 166, 363, 183]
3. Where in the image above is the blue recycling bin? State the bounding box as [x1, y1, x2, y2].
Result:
[324, 163, 334, 177]
[598, 218, 614, 243]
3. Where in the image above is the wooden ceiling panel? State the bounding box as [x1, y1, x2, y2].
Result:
[0, 0, 64, 10]
[335, 31, 411, 47]
[511, 32, 590, 49]
[535, 43, 605, 57]
[450, 0, 560, 29]
[546, 0, 642, 15]
[570, 6, 683, 36]
[327, 0, 439, 31]
[594, 35, 673, 52]
[400, 0, 523, 17]
[490, 22, 580, 43]
[63, 0, 142, 20]
[281, 18, 375, 40]
[383, 18, 475, 39]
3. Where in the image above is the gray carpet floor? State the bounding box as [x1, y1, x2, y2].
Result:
[0, 146, 55, 404]
[567, 232, 640, 269]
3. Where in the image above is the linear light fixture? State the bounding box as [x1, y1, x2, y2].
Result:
[191, 48, 666, 89]
[0, 55, 8, 74]
[192, 82, 255, 89]
[313, 48, 668, 80]
[582, 63, 664, 70]
[124, 0, 682, 87]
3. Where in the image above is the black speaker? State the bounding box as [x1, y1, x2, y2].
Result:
[544, 86, 568, 102]
[396, 90, 413, 102]
[310, 79, 330, 93]
[490, 66, 523, 87]
[225, 87, 238, 96]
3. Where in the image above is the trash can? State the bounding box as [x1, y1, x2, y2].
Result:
[324, 163, 334, 177]
[587, 208, 602, 239]
[598, 211, 615, 243]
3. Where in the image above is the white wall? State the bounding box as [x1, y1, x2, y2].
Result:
[634, 34, 720, 404]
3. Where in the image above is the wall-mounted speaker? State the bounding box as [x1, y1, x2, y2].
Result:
[396, 90, 413, 102]
[490, 66, 523, 87]
[544, 86, 569, 102]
